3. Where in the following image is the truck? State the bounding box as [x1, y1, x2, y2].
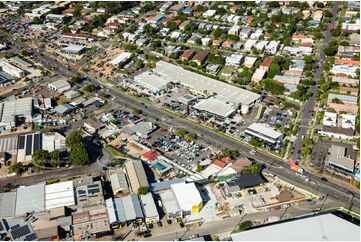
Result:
[289, 160, 304, 174]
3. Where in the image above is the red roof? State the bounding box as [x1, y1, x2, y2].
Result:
[213, 159, 227, 168]
[220, 156, 232, 164]
[142, 150, 160, 161]
[260, 56, 272, 67]
[106, 22, 121, 28]
[335, 59, 360, 66]
[247, 17, 254, 23]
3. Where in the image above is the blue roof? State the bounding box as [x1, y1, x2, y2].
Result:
[182, 7, 193, 14]
[150, 178, 185, 192]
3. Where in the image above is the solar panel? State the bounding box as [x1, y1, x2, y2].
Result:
[88, 188, 100, 194]
[18, 135, 25, 149]
[10, 225, 31, 239]
[33, 133, 40, 152]
[25, 233, 37, 241]
[25, 135, 32, 156]
[11, 224, 20, 230]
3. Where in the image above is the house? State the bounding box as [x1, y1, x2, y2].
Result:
[335, 59, 360, 67]
[180, 48, 196, 61]
[192, 50, 209, 65]
[286, 59, 306, 76]
[323, 112, 338, 127]
[250, 29, 263, 40]
[341, 114, 356, 129]
[83, 117, 104, 134]
[283, 46, 312, 56]
[64, 90, 80, 100]
[339, 86, 359, 96]
[179, 20, 190, 30]
[187, 33, 202, 45]
[225, 54, 244, 66]
[228, 25, 240, 35]
[265, 41, 280, 54]
[243, 56, 257, 68]
[244, 39, 257, 51]
[331, 76, 359, 86]
[182, 7, 193, 15]
[255, 40, 268, 51]
[327, 93, 358, 114]
[239, 27, 252, 40]
[259, 57, 272, 71]
[202, 9, 216, 18]
[251, 68, 267, 83]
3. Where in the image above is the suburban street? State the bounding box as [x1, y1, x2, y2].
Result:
[292, 2, 339, 158]
[0, 16, 359, 214]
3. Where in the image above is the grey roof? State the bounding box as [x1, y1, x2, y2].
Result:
[12, 56, 32, 67]
[129, 121, 157, 137]
[150, 178, 185, 192]
[227, 174, 265, 192]
[113, 195, 144, 222]
[15, 183, 45, 216]
[231, 212, 360, 241]
[159, 189, 181, 215]
[53, 104, 74, 115]
[140, 193, 159, 219]
[328, 93, 358, 103]
[0, 192, 16, 218]
[110, 172, 129, 193]
[327, 145, 355, 172]
[0, 71, 15, 84]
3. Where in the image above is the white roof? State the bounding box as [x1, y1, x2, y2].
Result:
[231, 213, 360, 241]
[193, 98, 236, 118]
[15, 183, 45, 216]
[49, 79, 70, 89]
[0, 97, 33, 125]
[171, 182, 202, 212]
[134, 71, 170, 91]
[62, 45, 85, 53]
[154, 61, 260, 106]
[246, 122, 283, 142]
[244, 56, 257, 66]
[110, 52, 132, 65]
[140, 193, 159, 219]
[45, 181, 75, 210]
[42, 132, 66, 152]
[252, 68, 266, 80]
[159, 189, 181, 214]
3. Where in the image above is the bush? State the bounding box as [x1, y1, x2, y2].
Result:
[138, 186, 149, 195]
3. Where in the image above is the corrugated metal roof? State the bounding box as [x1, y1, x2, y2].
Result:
[15, 183, 45, 216]
[140, 193, 159, 219]
[0, 192, 16, 218]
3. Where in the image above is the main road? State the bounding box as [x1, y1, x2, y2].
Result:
[0, 4, 358, 213]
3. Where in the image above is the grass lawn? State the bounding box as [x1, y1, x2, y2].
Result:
[218, 66, 235, 81]
[105, 145, 128, 157]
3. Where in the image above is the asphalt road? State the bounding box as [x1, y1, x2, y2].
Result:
[293, 2, 339, 158]
[0, 7, 359, 214]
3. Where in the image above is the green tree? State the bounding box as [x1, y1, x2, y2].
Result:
[132, 108, 142, 115]
[135, 59, 143, 70]
[213, 28, 223, 38]
[250, 137, 261, 147]
[220, 148, 238, 159]
[175, 129, 187, 138]
[32, 150, 50, 167]
[138, 186, 149, 195]
[197, 164, 203, 172]
[9, 163, 23, 174]
[267, 63, 281, 78]
[84, 84, 95, 92]
[185, 132, 198, 141]
[243, 163, 263, 175]
[261, 79, 285, 95]
[32, 16, 42, 24]
[70, 143, 89, 166]
[66, 131, 83, 149]
[69, 75, 82, 85]
[62, 25, 71, 33]
[304, 55, 313, 64]
[50, 150, 61, 167]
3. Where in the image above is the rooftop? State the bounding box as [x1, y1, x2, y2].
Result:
[193, 97, 237, 118]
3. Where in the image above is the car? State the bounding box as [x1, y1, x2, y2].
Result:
[144, 233, 152, 238]
[321, 177, 328, 182]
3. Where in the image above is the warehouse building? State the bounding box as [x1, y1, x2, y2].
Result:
[109, 52, 132, 66]
[245, 123, 283, 144]
[0, 134, 18, 155]
[134, 71, 171, 94]
[17, 132, 66, 163]
[193, 97, 237, 118]
[45, 181, 75, 210]
[0, 71, 15, 87]
[0, 192, 16, 218]
[75, 180, 104, 208]
[0, 97, 33, 130]
[171, 182, 203, 216]
[48, 79, 71, 93]
[325, 145, 356, 176]
[109, 170, 130, 194]
[61, 45, 86, 56]
[106, 195, 144, 226]
[231, 211, 360, 241]
[15, 183, 45, 216]
[159, 189, 182, 220]
[124, 160, 149, 193]
[140, 193, 160, 224]
[154, 61, 260, 114]
[0, 59, 25, 78]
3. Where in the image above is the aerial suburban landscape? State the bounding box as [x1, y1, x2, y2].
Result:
[0, 1, 359, 241]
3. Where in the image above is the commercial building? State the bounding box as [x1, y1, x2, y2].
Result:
[109, 52, 132, 66]
[245, 123, 283, 144]
[75, 180, 104, 208]
[123, 121, 157, 138]
[61, 45, 86, 55]
[325, 145, 355, 175]
[0, 217, 37, 241]
[17, 132, 66, 163]
[109, 170, 129, 194]
[323, 112, 337, 127]
[15, 183, 45, 216]
[0, 71, 15, 87]
[45, 181, 75, 210]
[48, 79, 71, 93]
[134, 71, 171, 94]
[159, 189, 182, 220]
[193, 98, 237, 118]
[171, 182, 202, 216]
[72, 208, 110, 238]
[231, 211, 360, 241]
[226, 174, 265, 193]
[83, 117, 104, 134]
[140, 193, 159, 224]
[124, 160, 149, 193]
[64, 90, 80, 99]
[0, 97, 33, 130]
[154, 61, 261, 114]
[319, 125, 355, 140]
[0, 59, 25, 78]
[106, 195, 144, 226]
[0, 192, 16, 218]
